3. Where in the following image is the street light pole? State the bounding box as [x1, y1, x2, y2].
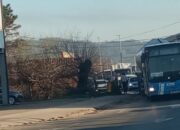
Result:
[0, 0, 9, 105]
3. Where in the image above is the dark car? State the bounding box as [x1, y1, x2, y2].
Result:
[9, 91, 24, 105]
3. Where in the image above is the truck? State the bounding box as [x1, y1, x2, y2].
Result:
[136, 39, 180, 98]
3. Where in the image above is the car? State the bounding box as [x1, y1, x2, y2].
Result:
[126, 75, 139, 91]
[9, 91, 24, 105]
[87, 78, 108, 96]
[95, 79, 108, 93]
[0, 90, 24, 105]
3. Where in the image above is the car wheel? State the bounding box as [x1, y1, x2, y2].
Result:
[9, 97, 16, 105]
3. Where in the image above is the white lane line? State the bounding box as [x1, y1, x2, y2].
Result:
[117, 103, 180, 113]
[169, 104, 180, 108]
[155, 117, 174, 123]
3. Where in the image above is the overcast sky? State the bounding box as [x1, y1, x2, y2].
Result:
[4, 0, 180, 41]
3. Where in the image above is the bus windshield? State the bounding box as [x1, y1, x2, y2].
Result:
[149, 54, 180, 74]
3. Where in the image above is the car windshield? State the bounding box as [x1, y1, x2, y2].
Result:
[96, 81, 106, 84]
[129, 77, 138, 82]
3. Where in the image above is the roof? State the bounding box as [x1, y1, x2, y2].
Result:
[166, 33, 180, 42]
[61, 51, 74, 58]
[126, 74, 137, 78]
[144, 38, 169, 47]
[145, 41, 180, 48]
[96, 79, 108, 82]
[112, 63, 131, 70]
[104, 69, 112, 72]
[138, 38, 175, 51]
[136, 38, 168, 55]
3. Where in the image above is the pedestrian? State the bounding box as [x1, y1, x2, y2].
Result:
[114, 76, 119, 94]
[121, 73, 128, 94]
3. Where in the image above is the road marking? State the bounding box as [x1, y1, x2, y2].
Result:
[52, 128, 62, 130]
[116, 103, 180, 113]
[155, 117, 174, 123]
[169, 104, 180, 108]
[41, 128, 63, 130]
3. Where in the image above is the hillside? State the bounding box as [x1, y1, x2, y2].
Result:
[18, 38, 145, 64]
[100, 40, 144, 64]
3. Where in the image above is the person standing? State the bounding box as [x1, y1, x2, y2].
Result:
[121, 73, 128, 94]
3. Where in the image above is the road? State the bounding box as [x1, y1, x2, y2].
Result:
[5, 93, 180, 130]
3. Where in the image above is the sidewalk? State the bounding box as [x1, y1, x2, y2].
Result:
[0, 95, 121, 128]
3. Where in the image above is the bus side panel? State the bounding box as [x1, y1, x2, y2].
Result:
[148, 80, 180, 96]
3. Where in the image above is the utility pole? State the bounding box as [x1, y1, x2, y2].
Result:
[0, 0, 9, 105]
[134, 56, 137, 72]
[116, 35, 122, 64]
[97, 37, 103, 78]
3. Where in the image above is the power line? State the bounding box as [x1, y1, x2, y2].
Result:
[13, 43, 144, 49]
[121, 20, 180, 40]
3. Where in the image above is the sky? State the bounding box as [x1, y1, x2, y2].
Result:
[4, 0, 180, 41]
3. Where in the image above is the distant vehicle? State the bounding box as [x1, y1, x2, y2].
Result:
[126, 75, 139, 91]
[103, 69, 114, 81]
[9, 91, 24, 105]
[114, 69, 131, 76]
[126, 74, 137, 79]
[136, 40, 180, 99]
[0, 90, 24, 105]
[87, 78, 108, 95]
[95, 79, 108, 93]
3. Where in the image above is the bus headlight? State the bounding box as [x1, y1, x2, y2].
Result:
[129, 83, 133, 86]
[149, 87, 155, 92]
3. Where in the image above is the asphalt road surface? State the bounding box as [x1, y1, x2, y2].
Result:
[7, 93, 180, 130]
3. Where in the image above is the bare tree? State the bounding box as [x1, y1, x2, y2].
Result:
[60, 38, 99, 93]
[7, 39, 78, 100]
[7, 36, 99, 100]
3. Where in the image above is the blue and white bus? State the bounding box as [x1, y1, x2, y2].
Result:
[136, 40, 180, 98]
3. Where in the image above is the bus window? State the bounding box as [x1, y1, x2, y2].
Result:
[160, 46, 179, 55]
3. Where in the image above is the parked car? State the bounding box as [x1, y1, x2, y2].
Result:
[126, 75, 139, 91]
[9, 91, 24, 105]
[0, 90, 24, 105]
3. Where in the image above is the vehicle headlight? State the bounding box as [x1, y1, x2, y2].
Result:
[149, 87, 155, 92]
[129, 83, 133, 86]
